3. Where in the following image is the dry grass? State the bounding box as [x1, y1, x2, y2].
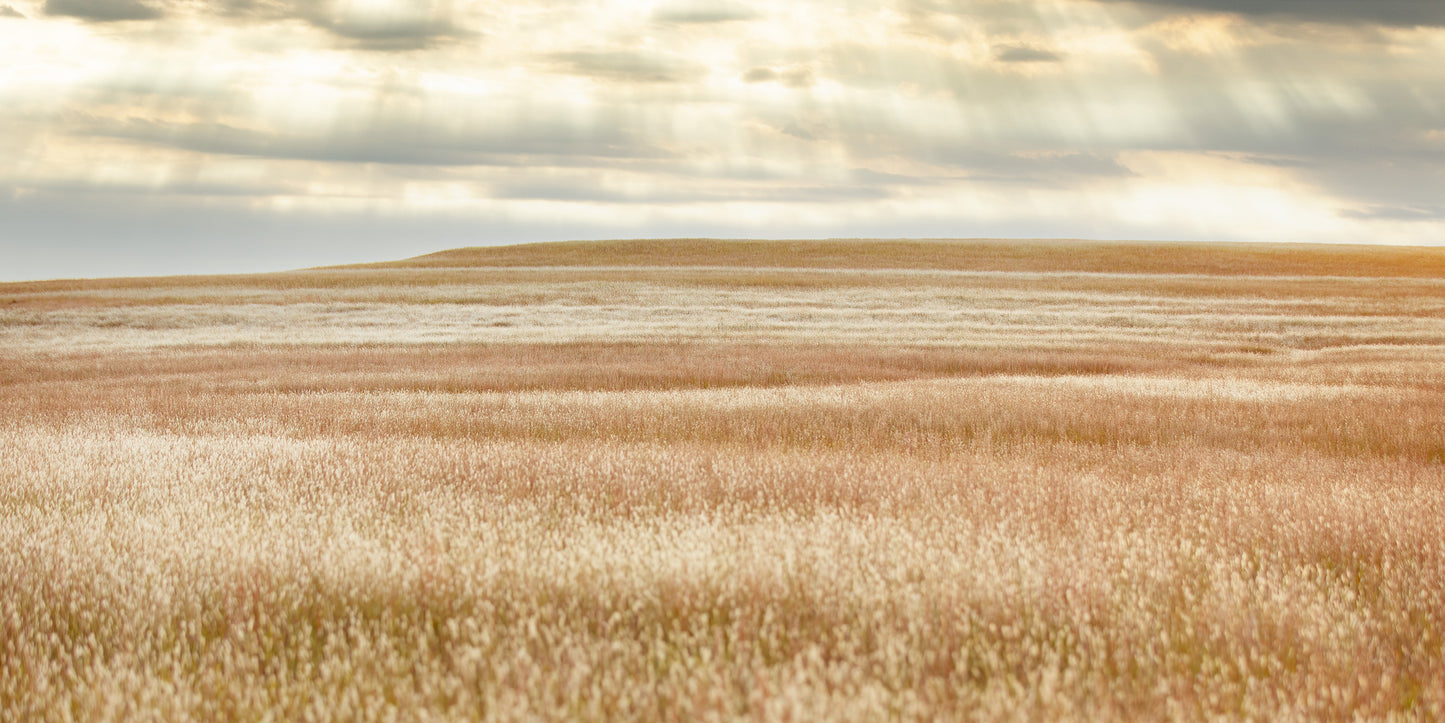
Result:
[354, 238, 1445, 278]
[3, 239, 1444, 720]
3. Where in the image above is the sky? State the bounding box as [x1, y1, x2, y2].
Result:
[2, 0, 1443, 280]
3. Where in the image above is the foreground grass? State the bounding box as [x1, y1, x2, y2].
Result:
[3, 240, 1444, 720]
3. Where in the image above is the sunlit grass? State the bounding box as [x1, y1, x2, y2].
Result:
[2, 240, 1444, 720]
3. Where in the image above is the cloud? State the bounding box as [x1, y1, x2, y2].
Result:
[1306, 151, 1445, 220]
[217, 0, 471, 50]
[0, 189, 516, 280]
[315, 15, 467, 50]
[80, 112, 676, 167]
[311, 1, 471, 50]
[741, 66, 814, 87]
[492, 176, 891, 205]
[994, 45, 1063, 63]
[1108, 0, 1445, 27]
[17, 177, 294, 200]
[925, 151, 1136, 185]
[652, 0, 759, 24]
[1341, 205, 1445, 222]
[894, 0, 1075, 38]
[546, 50, 705, 84]
[44, 0, 161, 21]
[0, 4, 25, 17]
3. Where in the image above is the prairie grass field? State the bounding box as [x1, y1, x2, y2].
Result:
[2, 239, 1444, 720]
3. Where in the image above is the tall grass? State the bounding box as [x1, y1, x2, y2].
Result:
[2, 241, 1444, 720]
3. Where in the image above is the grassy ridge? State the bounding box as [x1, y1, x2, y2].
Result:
[7, 239, 1445, 302]
[360, 238, 1445, 277]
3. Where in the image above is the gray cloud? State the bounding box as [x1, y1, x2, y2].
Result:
[997, 152, 1134, 181]
[0, 186, 961, 283]
[17, 176, 295, 200]
[0, 5, 25, 17]
[994, 45, 1063, 63]
[44, 0, 161, 21]
[1106, 0, 1445, 27]
[1341, 205, 1445, 222]
[741, 66, 814, 87]
[216, 0, 471, 50]
[317, 17, 468, 50]
[805, 33, 1445, 219]
[0, 188, 496, 280]
[492, 177, 890, 205]
[652, 0, 759, 24]
[895, 0, 1066, 38]
[822, 32, 1442, 149]
[2, 179, 1225, 284]
[1133, 33, 1444, 154]
[1307, 151, 1445, 220]
[744, 82, 1139, 185]
[847, 168, 942, 187]
[919, 150, 1136, 185]
[79, 111, 677, 167]
[547, 50, 705, 84]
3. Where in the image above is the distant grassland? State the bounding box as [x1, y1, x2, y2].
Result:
[3, 239, 1444, 720]
[354, 237, 1445, 278]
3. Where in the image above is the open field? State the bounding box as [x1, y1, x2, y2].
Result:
[3, 239, 1444, 720]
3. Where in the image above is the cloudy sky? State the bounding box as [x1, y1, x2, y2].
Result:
[2, 0, 1443, 279]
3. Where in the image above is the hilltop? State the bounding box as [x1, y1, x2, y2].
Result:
[343, 238, 1445, 278]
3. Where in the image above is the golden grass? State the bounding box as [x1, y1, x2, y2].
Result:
[353, 238, 1445, 278]
[7, 266, 1445, 357]
[9, 238, 1445, 304]
[3, 240, 1444, 720]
